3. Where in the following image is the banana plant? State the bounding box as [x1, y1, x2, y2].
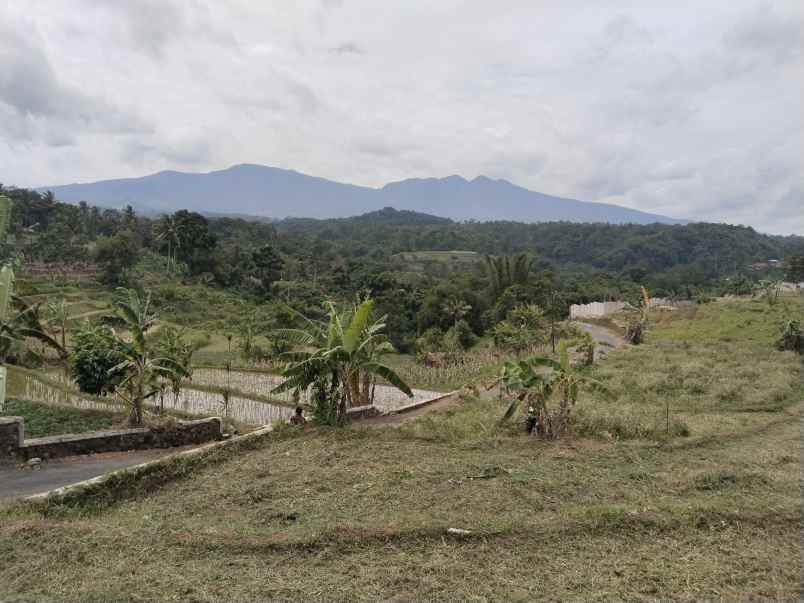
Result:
[273, 298, 412, 424]
[0, 295, 66, 363]
[498, 341, 607, 438]
[46, 298, 70, 354]
[109, 288, 182, 425]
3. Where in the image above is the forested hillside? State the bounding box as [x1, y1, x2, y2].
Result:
[2, 185, 801, 352]
[276, 211, 799, 287]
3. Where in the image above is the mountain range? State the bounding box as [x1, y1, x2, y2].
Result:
[40, 163, 686, 225]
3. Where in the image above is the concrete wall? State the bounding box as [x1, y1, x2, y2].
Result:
[570, 301, 626, 319]
[570, 297, 679, 318]
[2, 417, 223, 461]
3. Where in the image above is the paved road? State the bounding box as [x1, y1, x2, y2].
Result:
[576, 322, 625, 360]
[361, 392, 459, 427]
[0, 448, 184, 500]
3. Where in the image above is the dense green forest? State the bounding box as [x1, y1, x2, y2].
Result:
[2, 184, 801, 352]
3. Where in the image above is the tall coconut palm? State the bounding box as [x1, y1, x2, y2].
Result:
[442, 297, 471, 327]
[153, 215, 181, 273]
[273, 298, 412, 424]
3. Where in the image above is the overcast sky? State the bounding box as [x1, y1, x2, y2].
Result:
[1, 1, 802, 234]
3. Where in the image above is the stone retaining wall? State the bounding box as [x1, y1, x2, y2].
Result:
[1, 417, 223, 461]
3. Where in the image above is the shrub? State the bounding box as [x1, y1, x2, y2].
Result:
[415, 327, 444, 360]
[492, 304, 547, 354]
[444, 319, 476, 351]
[69, 322, 127, 395]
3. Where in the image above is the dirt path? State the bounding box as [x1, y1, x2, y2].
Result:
[0, 448, 191, 500]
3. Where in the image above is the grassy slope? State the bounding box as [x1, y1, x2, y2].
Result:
[0, 297, 801, 601]
[0, 399, 122, 438]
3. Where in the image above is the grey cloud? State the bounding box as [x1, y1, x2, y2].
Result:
[122, 137, 212, 167]
[116, 1, 185, 59]
[585, 14, 654, 64]
[352, 134, 421, 158]
[641, 8, 801, 99]
[0, 26, 92, 123]
[80, 0, 239, 58]
[724, 3, 803, 62]
[0, 17, 151, 145]
[330, 42, 364, 55]
[2, 0, 802, 234]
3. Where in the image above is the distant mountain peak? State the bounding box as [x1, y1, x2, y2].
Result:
[39, 163, 687, 225]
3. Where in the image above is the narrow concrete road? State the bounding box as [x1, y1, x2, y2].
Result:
[575, 322, 626, 360]
[360, 392, 459, 427]
[0, 448, 186, 500]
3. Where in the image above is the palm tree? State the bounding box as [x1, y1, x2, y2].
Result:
[153, 215, 181, 273]
[442, 297, 471, 327]
[483, 253, 534, 298]
[273, 298, 412, 424]
[110, 288, 180, 425]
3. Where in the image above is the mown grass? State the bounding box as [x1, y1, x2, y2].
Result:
[0, 296, 800, 601]
[0, 398, 122, 438]
[572, 297, 804, 440]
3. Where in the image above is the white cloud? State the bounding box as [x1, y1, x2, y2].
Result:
[0, 0, 801, 234]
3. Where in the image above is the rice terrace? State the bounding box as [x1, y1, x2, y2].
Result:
[1, 2, 804, 602]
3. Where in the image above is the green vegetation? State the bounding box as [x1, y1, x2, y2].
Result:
[4, 184, 803, 360]
[105, 289, 189, 425]
[69, 321, 126, 395]
[0, 398, 120, 438]
[0, 294, 800, 601]
[275, 298, 412, 424]
[498, 341, 605, 438]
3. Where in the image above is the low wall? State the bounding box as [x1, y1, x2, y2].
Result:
[1, 417, 223, 461]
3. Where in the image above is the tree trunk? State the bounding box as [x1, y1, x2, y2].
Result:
[360, 370, 371, 406]
[129, 375, 144, 426]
